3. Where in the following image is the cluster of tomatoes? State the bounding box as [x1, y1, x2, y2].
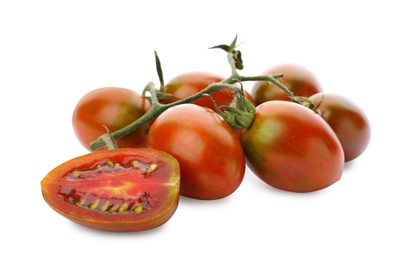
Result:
[41, 57, 371, 232]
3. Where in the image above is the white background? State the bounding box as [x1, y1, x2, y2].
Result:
[1, 1, 402, 259]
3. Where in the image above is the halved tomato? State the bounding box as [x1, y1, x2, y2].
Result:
[41, 148, 180, 232]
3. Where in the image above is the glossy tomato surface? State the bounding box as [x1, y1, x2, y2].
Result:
[163, 71, 256, 110]
[41, 148, 180, 232]
[310, 93, 371, 162]
[251, 64, 323, 105]
[241, 101, 344, 192]
[72, 87, 151, 150]
[147, 104, 245, 200]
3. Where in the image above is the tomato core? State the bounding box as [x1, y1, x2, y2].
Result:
[56, 158, 162, 214]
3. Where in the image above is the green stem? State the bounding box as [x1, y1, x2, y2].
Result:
[89, 81, 242, 151]
[225, 52, 241, 81]
[90, 44, 310, 151]
[225, 52, 295, 100]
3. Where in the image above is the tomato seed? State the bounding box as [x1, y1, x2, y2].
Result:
[88, 199, 99, 210]
[147, 163, 158, 172]
[118, 202, 129, 213]
[134, 204, 143, 213]
[76, 197, 86, 206]
[99, 201, 109, 212]
[71, 171, 83, 178]
[105, 160, 114, 168]
[131, 160, 141, 168]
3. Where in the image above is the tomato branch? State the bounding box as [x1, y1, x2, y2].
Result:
[224, 52, 298, 103]
[90, 35, 315, 151]
[89, 81, 246, 151]
[213, 35, 312, 106]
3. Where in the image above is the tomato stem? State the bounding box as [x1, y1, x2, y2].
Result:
[224, 52, 298, 102]
[89, 81, 244, 151]
[90, 37, 314, 151]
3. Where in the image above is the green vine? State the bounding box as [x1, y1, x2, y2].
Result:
[89, 35, 313, 151]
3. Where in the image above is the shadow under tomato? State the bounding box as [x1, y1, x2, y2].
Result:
[177, 194, 236, 206]
[66, 218, 170, 237]
[243, 169, 332, 197]
[343, 160, 357, 172]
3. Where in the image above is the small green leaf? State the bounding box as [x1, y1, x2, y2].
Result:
[154, 51, 165, 91]
[203, 91, 255, 129]
[220, 103, 255, 129]
[228, 34, 238, 52]
[208, 44, 230, 52]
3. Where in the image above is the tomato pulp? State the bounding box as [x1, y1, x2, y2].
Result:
[41, 148, 180, 232]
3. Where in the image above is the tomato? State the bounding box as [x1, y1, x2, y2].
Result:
[240, 101, 344, 192]
[146, 104, 245, 200]
[72, 87, 151, 150]
[251, 63, 323, 105]
[162, 71, 256, 110]
[41, 148, 180, 232]
[310, 93, 371, 162]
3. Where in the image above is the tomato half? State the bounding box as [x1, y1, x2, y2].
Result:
[72, 87, 151, 150]
[146, 104, 246, 200]
[251, 63, 323, 105]
[240, 101, 344, 192]
[310, 93, 371, 162]
[41, 148, 180, 232]
[162, 71, 256, 110]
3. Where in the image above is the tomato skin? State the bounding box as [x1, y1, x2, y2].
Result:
[41, 148, 180, 232]
[163, 71, 256, 110]
[146, 104, 246, 200]
[240, 101, 344, 192]
[310, 93, 371, 162]
[251, 64, 323, 105]
[72, 87, 151, 150]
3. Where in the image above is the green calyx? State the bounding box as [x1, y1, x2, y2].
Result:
[204, 88, 256, 129]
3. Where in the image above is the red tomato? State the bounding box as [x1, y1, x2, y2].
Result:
[240, 101, 344, 192]
[310, 93, 371, 162]
[72, 87, 151, 150]
[251, 63, 323, 105]
[146, 104, 246, 200]
[163, 71, 256, 110]
[41, 148, 180, 232]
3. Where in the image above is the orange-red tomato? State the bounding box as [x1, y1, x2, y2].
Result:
[72, 87, 151, 150]
[251, 64, 323, 105]
[241, 101, 344, 192]
[163, 71, 256, 110]
[147, 104, 246, 200]
[310, 93, 371, 162]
